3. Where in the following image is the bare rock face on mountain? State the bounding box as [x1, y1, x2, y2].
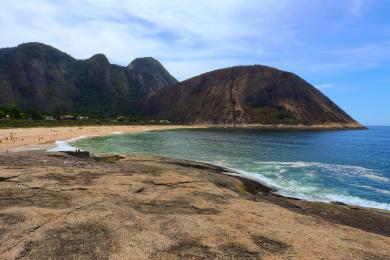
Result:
[128, 57, 178, 94]
[0, 42, 176, 115]
[142, 65, 364, 128]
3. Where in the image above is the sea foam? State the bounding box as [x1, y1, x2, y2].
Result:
[212, 161, 390, 211]
[47, 136, 90, 152]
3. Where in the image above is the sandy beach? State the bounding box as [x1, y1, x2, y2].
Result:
[0, 125, 198, 153]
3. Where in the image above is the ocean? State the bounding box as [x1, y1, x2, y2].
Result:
[71, 126, 390, 210]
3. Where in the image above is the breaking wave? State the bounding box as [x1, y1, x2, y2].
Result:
[47, 136, 91, 152]
[218, 161, 390, 211]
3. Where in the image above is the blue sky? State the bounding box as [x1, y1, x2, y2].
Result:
[0, 0, 389, 125]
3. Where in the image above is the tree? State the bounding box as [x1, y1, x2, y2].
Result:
[24, 109, 43, 120]
[0, 109, 6, 118]
[9, 107, 22, 119]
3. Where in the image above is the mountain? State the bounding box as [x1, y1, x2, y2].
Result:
[128, 57, 177, 93]
[0, 43, 364, 128]
[0, 42, 177, 115]
[142, 65, 364, 128]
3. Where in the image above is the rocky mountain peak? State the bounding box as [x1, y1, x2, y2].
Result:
[0, 43, 177, 115]
[127, 57, 178, 92]
[128, 57, 161, 72]
[88, 53, 110, 66]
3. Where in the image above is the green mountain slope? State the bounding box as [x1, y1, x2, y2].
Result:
[0, 42, 177, 115]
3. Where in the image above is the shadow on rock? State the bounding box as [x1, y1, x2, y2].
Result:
[18, 223, 114, 260]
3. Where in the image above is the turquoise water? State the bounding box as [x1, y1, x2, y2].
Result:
[71, 127, 390, 210]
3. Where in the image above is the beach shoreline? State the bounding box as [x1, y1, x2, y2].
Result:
[0, 125, 204, 153]
[0, 122, 367, 152]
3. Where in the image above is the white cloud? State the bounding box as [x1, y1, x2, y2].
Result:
[0, 0, 387, 81]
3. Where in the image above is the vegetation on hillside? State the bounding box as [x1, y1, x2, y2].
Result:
[0, 42, 177, 116]
[0, 106, 174, 128]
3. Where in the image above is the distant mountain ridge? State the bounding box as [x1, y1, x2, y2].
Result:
[0, 42, 363, 128]
[142, 65, 364, 128]
[0, 42, 177, 115]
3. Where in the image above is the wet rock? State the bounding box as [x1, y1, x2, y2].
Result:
[251, 235, 290, 253]
[18, 223, 113, 260]
[0, 188, 72, 209]
[220, 243, 261, 259]
[0, 213, 25, 225]
[38, 171, 102, 186]
[131, 200, 220, 215]
[159, 240, 217, 259]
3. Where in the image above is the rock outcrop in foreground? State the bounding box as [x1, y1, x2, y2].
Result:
[143, 66, 364, 128]
[0, 151, 388, 259]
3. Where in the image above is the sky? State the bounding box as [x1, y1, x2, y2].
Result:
[0, 0, 389, 125]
